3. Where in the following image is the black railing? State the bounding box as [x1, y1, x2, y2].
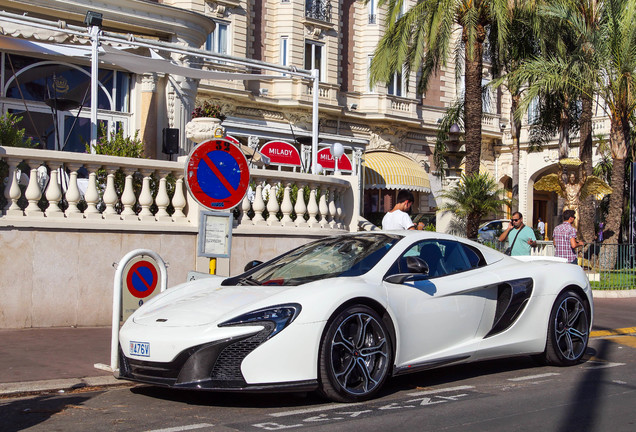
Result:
[306, 0, 332, 22]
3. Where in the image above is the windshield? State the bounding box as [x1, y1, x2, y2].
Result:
[224, 233, 400, 286]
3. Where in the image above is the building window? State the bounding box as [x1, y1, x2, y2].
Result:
[304, 41, 325, 81]
[368, 0, 377, 24]
[482, 78, 494, 114]
[367, 55, 375, 92]
[280, 37, 289, 66]
[387, 72, 403, 97]
[3, 53, 131, 152]
[206, 21, 229, 55]
[527, 97, 540, 125]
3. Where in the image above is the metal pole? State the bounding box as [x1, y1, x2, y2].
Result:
[109, 249, 168, 373]
[89, 25, 100, 153]
[311, 69, 319, 174]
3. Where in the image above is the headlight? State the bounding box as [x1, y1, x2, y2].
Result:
[218, 303, 301, 339]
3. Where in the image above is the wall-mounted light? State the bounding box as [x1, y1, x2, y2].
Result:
[84, 11, 103, 28]
[350, 103, 358, 110]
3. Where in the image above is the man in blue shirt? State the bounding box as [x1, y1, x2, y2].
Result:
[498, 212, 537, 256]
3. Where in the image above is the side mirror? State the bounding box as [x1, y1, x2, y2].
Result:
[405, 256, 429, 274]
[243, 260, 263, 272]
[383, 256, 430, 284]
[384, 273, 429, 284]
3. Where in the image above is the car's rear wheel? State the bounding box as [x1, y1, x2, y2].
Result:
[318, 305, 392, 402]
[541, 290, 590, 366]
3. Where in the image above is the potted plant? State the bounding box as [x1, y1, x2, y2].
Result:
[185, 101, 226, 143]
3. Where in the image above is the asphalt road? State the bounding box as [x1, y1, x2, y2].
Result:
[2, 332, 635, 432]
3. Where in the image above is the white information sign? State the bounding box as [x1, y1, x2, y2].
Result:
[198, 211, 233, 258]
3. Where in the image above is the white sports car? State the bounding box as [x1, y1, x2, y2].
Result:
[118, 231, 593, 402]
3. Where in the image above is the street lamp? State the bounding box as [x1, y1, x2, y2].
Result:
[85, 10, 103, 153]
[445, 123, 463, 178]
[330, 142, 344, 174]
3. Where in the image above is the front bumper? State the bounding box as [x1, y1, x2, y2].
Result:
[118, 325, 317, 392]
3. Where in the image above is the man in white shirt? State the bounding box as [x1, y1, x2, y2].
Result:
[382, 190, 425, 230]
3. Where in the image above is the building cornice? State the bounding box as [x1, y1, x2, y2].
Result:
[0, 0, 215, 46]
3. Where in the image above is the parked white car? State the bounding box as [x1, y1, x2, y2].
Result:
[477, 219, 510, 242]
[118, 231, 593, 402]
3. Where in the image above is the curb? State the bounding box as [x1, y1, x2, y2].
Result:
[592, 289, 636, 298]
[0, 375, 127, 397]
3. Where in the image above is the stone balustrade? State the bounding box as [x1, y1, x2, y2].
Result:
[236, 169, 353, 233]
[0, 146, 356, 233]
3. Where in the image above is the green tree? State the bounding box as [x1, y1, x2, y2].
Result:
[490, 4, 540, 204]
[526, 0, 604, 242]
[0, 112, 33, 148]
[370, 0, 512, 178]
[370, 0, 513, 236]
[517, 0, 636, 243]
[440, 172, 510, 238]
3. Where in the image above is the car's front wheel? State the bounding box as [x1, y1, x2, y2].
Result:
[541, 290, 590, 366]
[318, 305, 392, 402]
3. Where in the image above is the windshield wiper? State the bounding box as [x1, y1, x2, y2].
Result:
[237, 275, 261, 286]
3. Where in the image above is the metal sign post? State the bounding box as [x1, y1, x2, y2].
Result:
[100, 249, 168, 373]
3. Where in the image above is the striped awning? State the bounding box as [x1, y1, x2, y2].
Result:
[363, 150, 431, 193]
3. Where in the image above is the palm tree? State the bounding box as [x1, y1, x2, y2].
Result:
[369, 0, 513, 177]
[490, 4, 539, 204]
[440, 172, 511, 239]
[516, 0, 636, 244]
[534, 0, 604, 242]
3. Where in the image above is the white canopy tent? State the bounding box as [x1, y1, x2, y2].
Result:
[0, 10, 322, 173]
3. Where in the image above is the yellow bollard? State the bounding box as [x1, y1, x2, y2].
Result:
[209, 258, 216, 275]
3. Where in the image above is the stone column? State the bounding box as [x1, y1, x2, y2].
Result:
[139, 73, 158, 159]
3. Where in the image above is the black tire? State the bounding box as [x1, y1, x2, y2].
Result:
[318, 305, 393, 402]
[541, 290, 590, 366]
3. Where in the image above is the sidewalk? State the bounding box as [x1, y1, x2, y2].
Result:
[1, 296, 635, 397]
[0, 327, 120, 396]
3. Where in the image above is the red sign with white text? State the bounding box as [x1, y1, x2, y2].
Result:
[260, 141, 302, 166]
[317, 148, 353, 171]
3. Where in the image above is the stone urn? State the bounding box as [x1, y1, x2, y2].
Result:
[185, 117, 225, 143]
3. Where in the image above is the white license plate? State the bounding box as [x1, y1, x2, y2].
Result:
[130, 341, 150, 357]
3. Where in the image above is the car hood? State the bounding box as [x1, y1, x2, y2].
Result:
[131, 280, 287, 327]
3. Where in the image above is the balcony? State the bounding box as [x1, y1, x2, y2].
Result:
[305, 0, 332, 22]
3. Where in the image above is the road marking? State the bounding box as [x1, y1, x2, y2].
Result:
[270, 403, 361, 418]
[584, 361, 625, 369]
[143, 424, 214, 432]
[407, 385, 474, 396]
[507, 373, 560, 382]
[591, 327, 636, 337]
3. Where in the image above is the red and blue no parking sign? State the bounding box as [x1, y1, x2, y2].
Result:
[125, 260, 158, 298]
[185, 138, 250, 211]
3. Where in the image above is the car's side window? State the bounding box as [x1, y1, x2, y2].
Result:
[387, 239, 481, 279]
[436, 240, 472, 274]
[460, 243, 486, 268]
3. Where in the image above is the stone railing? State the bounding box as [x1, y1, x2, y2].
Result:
[1, 146, 190, 230]
[0, 146, 355, 232]
[236, 169, 353, 233]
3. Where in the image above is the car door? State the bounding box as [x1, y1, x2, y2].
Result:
[384, 239, 501, 370]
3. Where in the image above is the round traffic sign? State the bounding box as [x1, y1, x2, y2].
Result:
[185, 138, 250, 211]
[125, 260, 159, 298]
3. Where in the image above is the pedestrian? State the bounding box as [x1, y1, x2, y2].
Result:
[382, 190, 425, 230]
[498, 211, 537, 256]
[553, 209, 584, 264]
[537, 217, 545, 240]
